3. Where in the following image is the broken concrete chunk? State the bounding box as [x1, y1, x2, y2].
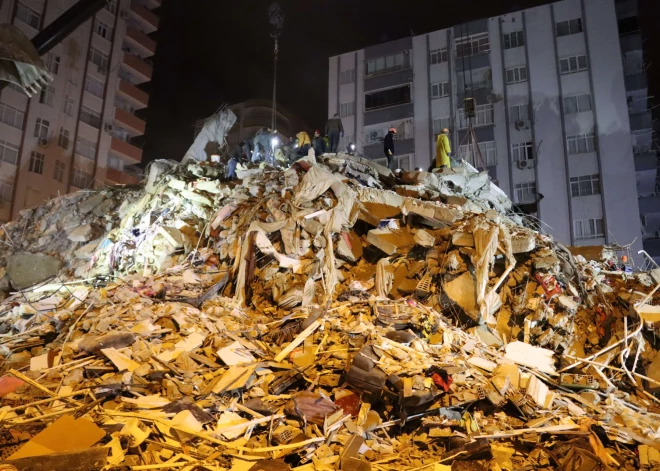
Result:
[7, 251, 60, 290]
[366, 227, 415, 255]
[443, 272, 478, 321]
[79, 331, 136, 354]
[452, 231, 474, 247]
[77, 192, 105, 215]
[67, 224, 93, 242]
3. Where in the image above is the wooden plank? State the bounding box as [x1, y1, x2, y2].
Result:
[274, 320, 321, 363]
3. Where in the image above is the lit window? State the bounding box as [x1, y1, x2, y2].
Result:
[34, 118, 50, 140]
[54, 160, 66, 183]
[0, 139, 19, 165]
[503, 31, 524, 49]
[574, 218, 604, 240]
[429, 48, 448, 65]
[29, 151, 45, 174]
[39, 84, 55, 107]
[560, 54, 588, 74]
[570, 174, 600, 197]
[556, 18, 583, 37]
[566, 134, 596, 154]
[515, 182, 537, 203]
[506, 66, 528, 84]
[15, 2, 40, 29]
[431, 82, 450, 99]
[563, 94, 592, 114]
[512, 142, 534, 161]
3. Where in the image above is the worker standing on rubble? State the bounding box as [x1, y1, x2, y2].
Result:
[435, 128, 452, 170]
[384, 127, 396, 169]
[312, 130, 326, 157]
[296, 130, 311, 157]
[325, 113, 344, 153]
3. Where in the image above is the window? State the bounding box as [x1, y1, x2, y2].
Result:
[104, 0, 117, 14]
[366, 51, 410, 76]
[108, 155, 123, 170]
[340, 101, 355, 117]
[430, 48, 448, 65]
[88, 46, 109, 72]
[365, 84, 411, 111]
[556, 18, 583, 37]
[63, 96, 74, 117]
[515, 182, 537, 203]
[563, 94, 592, 114]
[76, 136, 96, 159]
[570, 174, 600, 197]
[39, 84, 55, 107]
[503, 31, 524, 49]
[458, 104, 493, 129]
[512, 142, 534, 161]
[84, 74, 105, 98]
[340, 69, 356, 85]
[29, 151, 44, 174]
[0, 139, 19, 165]
[0, 102, 25, 129]
[574, 218, 604, 240]
[72, 168, 93, 188]
[34, 118, 49, 140]
[560, 54, 588, 74]
[506, 66, 528, 84]
[0, 179, 12, 203]
[618, 16, 639, 36]
[567, 134, 596, 154]
[80, 105, 101, 129]
[15, 2, 40, 29]
[509, 104, 529, 124]
[46, 53, 60, 75]
[58, 128, 70, 149]
[431, 82, 450, 99]
[459, 140, 497, 166]
[95, 20, 113, 40]
[54, 160, 65, 183]
[456, 33, 490, 59]
[433, 117, 451, 135]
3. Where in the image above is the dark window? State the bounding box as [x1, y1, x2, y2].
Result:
[618, 16, 639, 36]
[365, 85, 411, 111]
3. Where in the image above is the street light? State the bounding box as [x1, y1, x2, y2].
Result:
[268, 3, 284, 132]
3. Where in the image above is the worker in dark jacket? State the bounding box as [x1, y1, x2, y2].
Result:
[384, 127, 396, 169]
[312, 130, 326, 157]
[325, 113, 344, 153]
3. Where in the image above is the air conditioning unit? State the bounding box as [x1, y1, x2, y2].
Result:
[514, 120, 527, 130]
[370, 130, 383, 141]
[120, 10, 128, 19]
[105, 123, 114, 132]
[38, 138, 48, 147]
[517, 159, 536, 169]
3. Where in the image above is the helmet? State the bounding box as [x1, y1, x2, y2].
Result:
[389, 127, 397, 134]
[314, 129, 320, 135]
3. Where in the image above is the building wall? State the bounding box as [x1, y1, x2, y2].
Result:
[328, 0, 647, 254]
[0, 0, 157, 222]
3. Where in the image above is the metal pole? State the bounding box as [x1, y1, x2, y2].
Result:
[272, 38, 278, 131]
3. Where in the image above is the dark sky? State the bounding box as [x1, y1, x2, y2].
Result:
[141, 0, 659, 164]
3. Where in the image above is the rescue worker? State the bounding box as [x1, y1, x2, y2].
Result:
[295, 130, 312, 157]
[227, 142, 244, 179]
[384, 127, 396, 170]
[312, 130, 326, 157]
[325, 113, 344, 153]
[435, 128, 452, 169]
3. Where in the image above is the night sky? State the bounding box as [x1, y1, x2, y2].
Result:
[141, 0, 659, 164]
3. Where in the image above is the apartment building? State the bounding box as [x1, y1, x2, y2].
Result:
[329, 0, 659, 262]
[0, 0, 158, 222]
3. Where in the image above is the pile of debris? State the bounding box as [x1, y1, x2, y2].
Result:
[0, 151, 657, 471]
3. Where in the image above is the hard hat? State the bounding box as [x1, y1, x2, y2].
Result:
[442, 128, 449, 133]
[621, 255, 628, 263]
[389, 127, 397, 133]
[314, 129, 320, 135]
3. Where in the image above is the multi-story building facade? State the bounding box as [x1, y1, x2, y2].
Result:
[0, 0, 158, 222]
[329, 0, 659, 262]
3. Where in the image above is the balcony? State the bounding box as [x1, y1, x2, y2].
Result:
[106, 167, 140, 185]
[118, 79, 149, 108]
[125, 25, 157, 57]
[121, 52, 152, 83]
[110, 137, 142, 164]
[130, 4, 159, 34]
[114, 108, 146, 135]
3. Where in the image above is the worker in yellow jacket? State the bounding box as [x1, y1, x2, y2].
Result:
[435, 128, 451, 169]
[296, 131, 311, 157]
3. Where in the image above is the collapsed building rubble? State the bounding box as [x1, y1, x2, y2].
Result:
[0, 150, 657, 471]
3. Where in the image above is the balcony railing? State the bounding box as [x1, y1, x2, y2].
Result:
[125, 25, 157, 57]
[118, 79, 149, 108]
[121, 52, 152, 82]
[114, 108, 146, 135]
[110, 137, 142, 164]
